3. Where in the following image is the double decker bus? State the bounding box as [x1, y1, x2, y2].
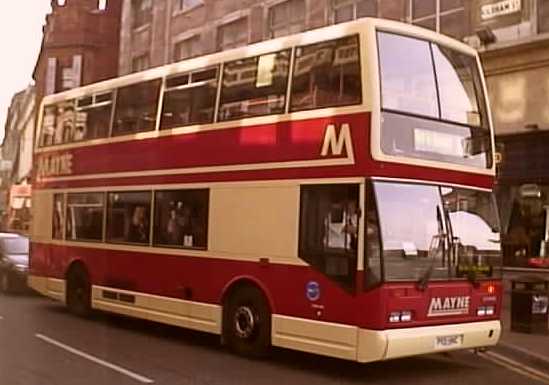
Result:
[29, 18, 502, 362]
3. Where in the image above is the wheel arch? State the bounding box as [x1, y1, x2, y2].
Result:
[220, 276, 275, 314]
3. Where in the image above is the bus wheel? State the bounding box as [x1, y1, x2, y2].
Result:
[66, 267, 91, 317]
[224, 286, 271, 357]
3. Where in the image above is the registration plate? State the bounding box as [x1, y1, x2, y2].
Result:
[434, 334, 464, 350]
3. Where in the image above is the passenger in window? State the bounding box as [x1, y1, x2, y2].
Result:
[128, 205, 149, 243]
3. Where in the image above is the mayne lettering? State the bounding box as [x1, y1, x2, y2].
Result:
[428, 296, 470, 317]
[37, 153, 73, 179]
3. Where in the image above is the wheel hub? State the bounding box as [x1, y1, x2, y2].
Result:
[234, 306, 256, 339]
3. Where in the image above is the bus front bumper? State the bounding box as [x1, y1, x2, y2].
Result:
[358, 320, 501, 363]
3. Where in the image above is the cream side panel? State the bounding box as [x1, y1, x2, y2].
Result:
[91, 286, 221, 334]
[209, 185, 300, 261]
[28, 276, 66, 302]
[272, 315, 358, 360]
[31, 190, 53, 242]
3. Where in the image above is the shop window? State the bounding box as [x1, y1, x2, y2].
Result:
[160, 67, 218, 129]
[107, 191, 152, 245]
[75, 91, 113, 141]
[53, 194, 65, 240]
[218, 50, 290, 121]
[216, 17, 248, 51]
[291, 35, 361, 112]
[112, 79, 161, 136]
[153, 189, 209, 249]
[66, 193, 105, 242]
[332, 0, 377, 24]
[267, 0, 306, 38]
[299, 184, 359, 289]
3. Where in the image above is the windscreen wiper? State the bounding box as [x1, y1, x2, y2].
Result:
[417, 206, 446, 291]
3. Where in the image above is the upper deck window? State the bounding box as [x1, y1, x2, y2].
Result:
[290, 35, 362, 112]
[218, 50, 290, 121]
[161, 67, 218, 129]
[112, 79, 161, 136]
[377, 32, 492, 169]
[75, 91, 113, 141]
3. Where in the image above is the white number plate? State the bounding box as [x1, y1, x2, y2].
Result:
[434, 334, 464, 350]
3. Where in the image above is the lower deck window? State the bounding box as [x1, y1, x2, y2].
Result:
[153, 189, 209, 249]
[66, 193, 104, 241]
[107, 191, 152, 245]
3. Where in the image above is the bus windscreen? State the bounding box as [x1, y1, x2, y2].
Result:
[377, 31, 492, 169]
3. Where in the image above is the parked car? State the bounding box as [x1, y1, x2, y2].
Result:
[0, 232, 29, 293]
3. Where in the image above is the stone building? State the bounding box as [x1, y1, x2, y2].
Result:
[0, 86, 36, 232]
[33, 0, 123, 102]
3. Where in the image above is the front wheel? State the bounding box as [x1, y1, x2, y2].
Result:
[224, 286, 271, 357]
[66, 267, 91, 317]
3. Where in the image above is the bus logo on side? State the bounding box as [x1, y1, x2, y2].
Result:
[320, 123, 353, 158]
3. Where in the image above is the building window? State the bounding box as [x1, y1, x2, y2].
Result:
[161, 66, 218, 129]
[153, 189, 209, 249]
[107, 191, 152, 245]
[539, 0, 549, 33]
[332, 0, 377, 24]
[219, 50, 291, 121]
[268, 0, 306, 38]
[112, 79, 161, 136]
[216, 17, 248, 51]
[132, 0, 152, 29]
[98, 0, 107, 11]
[408, 0, 466, 39]
[132, 54, 149, 73]
[174, 0, 203, 12]
[290, 35, 362, 112]
[66, 193, 105, 242]
[173, 35, 201, 62]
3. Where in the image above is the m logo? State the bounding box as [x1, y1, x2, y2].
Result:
[320, 123, 354, 159]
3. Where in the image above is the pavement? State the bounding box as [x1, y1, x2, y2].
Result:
[496, 269, 549, 374]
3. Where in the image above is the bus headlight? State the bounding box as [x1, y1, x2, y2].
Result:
[389, 310, 413, 323]
[477, 306, 495, 316]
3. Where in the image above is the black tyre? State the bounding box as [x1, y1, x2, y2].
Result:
[66, 266, 91, 317]
[0, 271, 11, 294]
[224, 285, 271, 357]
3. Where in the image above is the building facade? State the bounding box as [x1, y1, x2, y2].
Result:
[0, 86, 36, 232]
[33, 0, 123, 103]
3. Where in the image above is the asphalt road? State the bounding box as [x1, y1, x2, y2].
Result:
[0, 293, 546, 385]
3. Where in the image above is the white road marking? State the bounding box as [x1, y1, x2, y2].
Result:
[478, 350, 549, 385]
[35, 333, 154, 384]
[499, 342, 549, 366]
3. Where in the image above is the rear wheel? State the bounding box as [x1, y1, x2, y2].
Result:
[66, 266, 91, 317]
[223, 285, 271, 357]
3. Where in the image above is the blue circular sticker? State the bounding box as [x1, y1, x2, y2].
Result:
[306, 281, 320, 302]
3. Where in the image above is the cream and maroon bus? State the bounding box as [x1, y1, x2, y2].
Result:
[30, 18, 502, 362]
